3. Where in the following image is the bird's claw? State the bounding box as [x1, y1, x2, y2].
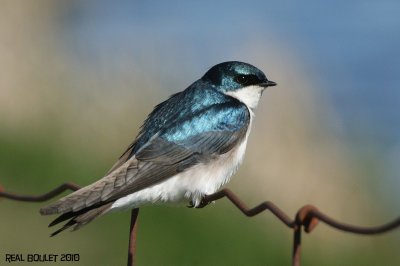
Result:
[187, 197, 214, 208]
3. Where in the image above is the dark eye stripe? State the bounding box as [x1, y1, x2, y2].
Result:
[235, 74, 261, 86]
[235, 75, 248, 85]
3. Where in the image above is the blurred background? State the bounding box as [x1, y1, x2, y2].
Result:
[0, 1, 399, 265]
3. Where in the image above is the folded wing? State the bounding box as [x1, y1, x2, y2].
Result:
[40, 100, 249, 234]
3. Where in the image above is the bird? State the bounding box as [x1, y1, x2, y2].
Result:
[40, 61, 276, 236]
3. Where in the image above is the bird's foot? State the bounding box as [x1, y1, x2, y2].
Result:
[187, 197, 214, 208]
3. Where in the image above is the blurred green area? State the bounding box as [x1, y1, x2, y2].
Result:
[0, 2, 398, 266]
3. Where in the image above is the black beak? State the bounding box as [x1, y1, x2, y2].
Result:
[259, 80, 277, 88]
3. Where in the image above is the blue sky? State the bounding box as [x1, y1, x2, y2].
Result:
[58, 1, 400, 146]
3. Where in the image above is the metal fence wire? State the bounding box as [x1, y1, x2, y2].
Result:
[0, 182, 399, 266]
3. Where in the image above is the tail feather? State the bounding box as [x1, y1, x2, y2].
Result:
[50, 219, 77, 237]
[48, 203, 113, 237]
[47, 201, 110, 227]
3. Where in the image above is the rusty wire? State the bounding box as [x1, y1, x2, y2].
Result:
[1, 184, 399, 266]
[202, 189, 400, 266]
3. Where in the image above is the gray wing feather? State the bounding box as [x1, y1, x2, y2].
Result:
[105, 128, 248, 202]
[40, 128, 246, 215]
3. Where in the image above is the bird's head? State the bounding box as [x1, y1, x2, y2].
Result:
[202, 61, 276, 109]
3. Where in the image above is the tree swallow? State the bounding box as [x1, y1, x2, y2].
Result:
[40, 61, 276, 236]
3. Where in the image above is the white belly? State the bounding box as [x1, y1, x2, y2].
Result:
[111, 127, 252, 211]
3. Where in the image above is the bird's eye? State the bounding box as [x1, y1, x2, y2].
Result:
[235, 75, 249, 85]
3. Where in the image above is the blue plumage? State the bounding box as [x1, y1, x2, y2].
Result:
[131, 81, 232, 155]
[164, 101, 249, 143]
[131, 61, 273, 155]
